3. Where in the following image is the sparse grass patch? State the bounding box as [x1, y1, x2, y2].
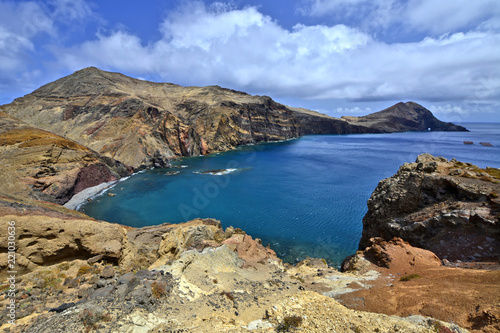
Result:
[291, 275, 305, 283]
[42, 276, 62, 289]
[151, 281, 167, 298]
[77, 264, 93, 277]
[276, 315, 303, 332]
[400, 274, 422, 282]
[58, 262, 71, 271]
[350, 325, 362, 333]
[485, 167, 500, 179]
[32, 270, 63, 290]
[432, 321, 454, 333]
[79, 308, 112, 332]
[481, 175, 492, 182]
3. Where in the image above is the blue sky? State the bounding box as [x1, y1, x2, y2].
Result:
[1, 0, 499, 122]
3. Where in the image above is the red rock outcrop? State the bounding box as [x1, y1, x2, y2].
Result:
[340, 236, 500, 333]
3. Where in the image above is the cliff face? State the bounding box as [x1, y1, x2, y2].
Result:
[0, 112, 130, 205]
[0, 67, 466, 169]
[359, 154, 500, 263]
[0, 67, 304, 169]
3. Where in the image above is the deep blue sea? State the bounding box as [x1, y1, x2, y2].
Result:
[80, 123, 500, 267]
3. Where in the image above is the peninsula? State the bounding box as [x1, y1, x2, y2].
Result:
[1, 68, 496, 333]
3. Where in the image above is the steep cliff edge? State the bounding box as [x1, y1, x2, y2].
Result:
[0, 112, 130, 205]
[0, 67, 466, 169]
[359, 154, 500, 263]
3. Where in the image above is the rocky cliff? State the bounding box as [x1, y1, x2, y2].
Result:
[0, 67, 466, 169]
[359, 154, 500, 263]
[0, 112, 130, 205]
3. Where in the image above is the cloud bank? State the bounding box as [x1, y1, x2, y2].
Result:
[57, 2, 500, 103]
[0, 0, 499, 121]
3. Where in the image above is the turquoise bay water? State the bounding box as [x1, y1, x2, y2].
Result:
[80, 123, 500, 267]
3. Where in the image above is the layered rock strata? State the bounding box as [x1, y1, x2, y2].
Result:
[360, 154, 500, 263]
[0, 112, 129, 205]
[0, 67, 466, 169]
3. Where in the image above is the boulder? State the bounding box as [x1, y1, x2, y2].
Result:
[222, 233, 278, 268]
[0, 215, 125, 278]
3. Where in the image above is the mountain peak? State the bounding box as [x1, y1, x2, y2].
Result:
[342, 101, 467, 132]
[1, 69, 467, 168]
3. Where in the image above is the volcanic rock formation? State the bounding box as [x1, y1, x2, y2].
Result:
[0, 112, 129, 205]
[0, 67, 466, 170]
[359, 153, 500, 263]
[341, 101, 467, 132]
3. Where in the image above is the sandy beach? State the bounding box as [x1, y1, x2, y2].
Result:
[63, 180, 118, 210]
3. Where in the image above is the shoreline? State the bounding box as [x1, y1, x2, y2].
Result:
[63, 180, 118, 210]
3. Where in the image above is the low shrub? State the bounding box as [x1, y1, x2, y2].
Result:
[151, 281, 167, 298]
[400, 274, 422, 281]
[79, 308, 112, 332]
[220, 291, 235, 302]
[432, 321, 454, 333]
[77, 264, 93, 277]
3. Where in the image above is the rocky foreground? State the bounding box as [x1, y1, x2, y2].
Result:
[0, 155, 498, 332]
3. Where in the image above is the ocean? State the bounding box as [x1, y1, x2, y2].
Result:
[80, 123, 500, 267]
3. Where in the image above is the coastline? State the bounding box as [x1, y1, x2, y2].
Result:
[63, 180, 118, 210]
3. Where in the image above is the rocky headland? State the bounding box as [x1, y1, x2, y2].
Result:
[0, 67, 466, 171]
[0, 68, 496, 332]
[359, 153, 500, 265]
[0, 68, 467, 212]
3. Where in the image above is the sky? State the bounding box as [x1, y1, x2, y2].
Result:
[0, 0, 499, 122]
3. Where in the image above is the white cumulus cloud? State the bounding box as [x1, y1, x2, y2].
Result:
[53, 1, 500, 110]
[300, 0, 500, 35]
[0, 0, 95, 95]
